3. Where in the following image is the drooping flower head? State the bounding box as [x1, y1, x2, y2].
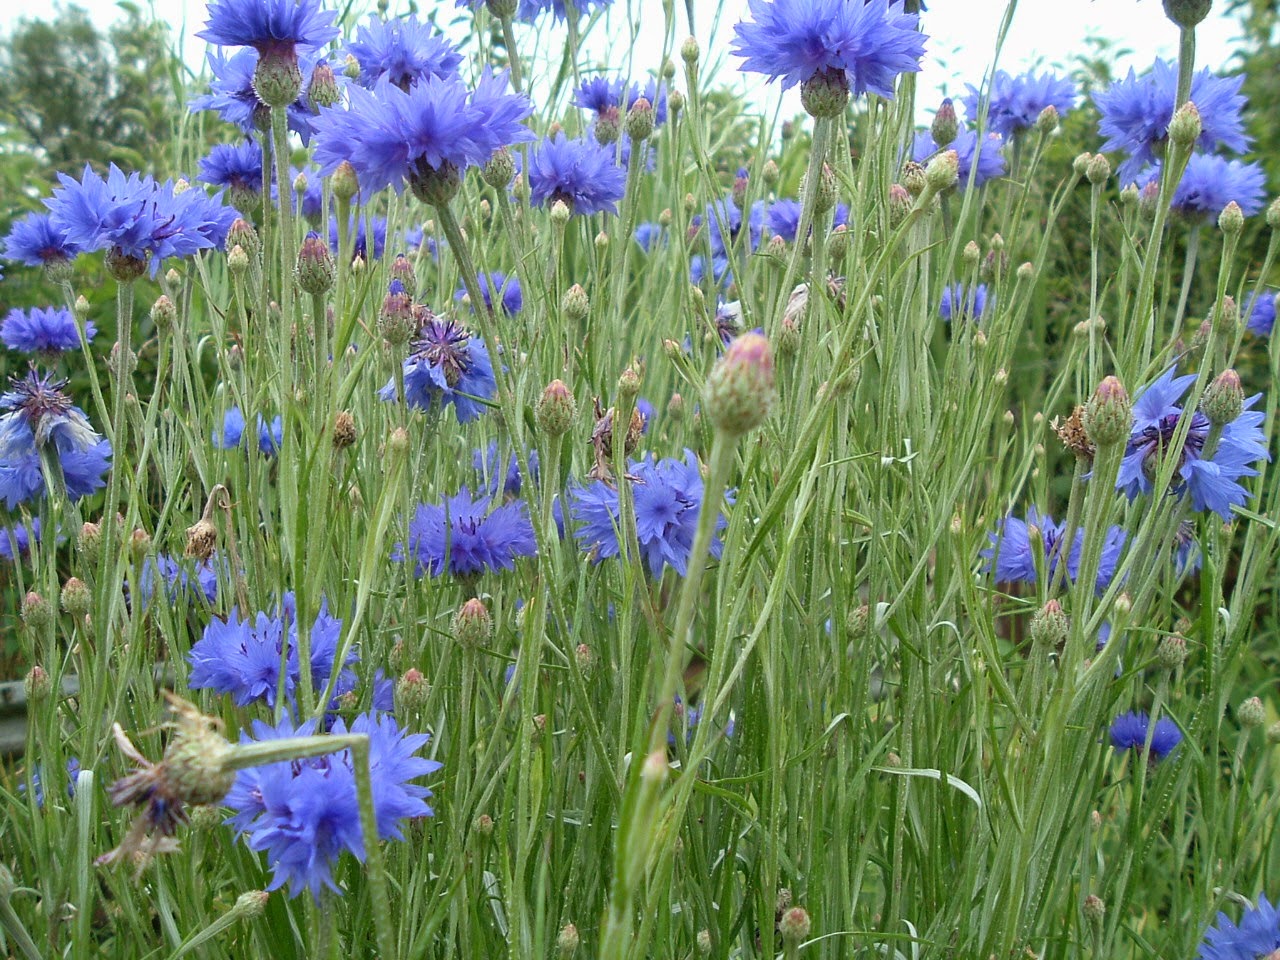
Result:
[2, 307, 94, 355]
[731, 0, 926, 107]
[526, 133, 627, 217]
[312, 71, 533, 204]
[344, 15, 462, 90]
[980, 507, 1127, 596]
[392, 487, 537, 577]
[570, 449, 728, 578]
[1116, 366, 1270, 519]
[1109, 710, 1182, 761]
[188, 595, 353, 708]
[225, 711, 440, 899]
[939, 283, 990, 322]
[1196, 894, 1280, 960]
[1139, 154, 1267, 220]
[455, 271, 522, 314]
[913, 128, 1006, 188]
[961, 69, 1076, 137]
[1245, 289, 1276, 337]
[1095, 59, 1250, 183]
[189, 48, 320, 142]
[0, 369, 111, 509]
[2, 212, 82, 273]
[45, 165, 236, 277]
[379, 316, 497, 422]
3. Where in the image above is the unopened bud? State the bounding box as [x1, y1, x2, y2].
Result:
[395, 668, 430, 715]
[1218, 200, 1245, 236]
[779, 906, 811, 944]
[332, 161, 359, 203]
[150, 295, 177, 332]
[1268, 197, 1280, 231]
[1083, 894, 1106, 925]
[800, 69, 850, 118]
[888, 183, 913, 227]
[1168, 101, 1202, 148]
[930, 98, 958, 147]
[1239, 696, 1266, 728]
[696, 930, 712, 954]
[78, 521, 101, 556]
[562, 283, 590, 322]
[962, 240, 980, 266]
[227, 244, 250, 274]
[1083, 376, 1132, 448]
[1035, 104, 1060, 135]
[1029, 599, 1068, 648]
[474, 813, 494, 836]
[1202, 369, 1244, 426]
[1162, 0, 1212, 28]
[378, 281, 415, 346]
[24, 665, 51, 702]
[680, 35, 699, 65]
[231, 890, 270, 920]
[1158, 633, 1188, 669]
[453, 598, 493, 649]
[483, 147, 515, 189]
[625, 97, 654, 142]
[1086, 153, 1111, 185]
[1073, 152, 1093, 178]
[389, 254, 416, 297]
[21, 591, 51, 631]
[129, 528, 151, 561]
[536, 380, 577, 437]
[295, 233, 335, 295]
[667, 392, 685, 421]
[925, 150, 959, 192]
[705, 331, 775, 437]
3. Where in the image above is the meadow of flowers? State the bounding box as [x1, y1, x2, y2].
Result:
[1, 0, 1279, 956]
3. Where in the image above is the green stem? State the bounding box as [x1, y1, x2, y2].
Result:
[499, 15, 523, 91]
[1175, 26, 1196, 108]
[770, 118, 831, 338]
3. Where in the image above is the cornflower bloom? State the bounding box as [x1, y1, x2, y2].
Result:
[1245, 290, 1276, 337]
[526, 133, 627, 216]
[0, 369, 111, 509]
[2, 307, 95, 355]
[454, 271, 522, 314]
[198, 142, 267, 211]
[187, 596, 353, 708]
[2, 212, 82, 273]
[574, 75, 625, 119]
[514, 0, 615, 20]
[225, 711, 440, 899]
[329, 214, 387, 261]
[393, 486, 536, 577]
[379, 316, 496, 422]
[912, 128, 1006, 188]
[766, 198, 850, 241]
[634, 222, 666, 251]
[961, 69, 1076, 137]
[199, 0, 338, 107]
[140, 554, 223, 606]
[189, 48, 320, 142]
[1109, 710, 1182, 761]
[731, 0, 926, 101]
[1196, 894, 1280, 960]
[473, 442, 539, 498]
[1139, 154, 1267, 219]
[980, 508, 1127, 595]
[344, 15, 462, 90]
[311, 71, 533, 204]
[569, 449, 728, 577]
[46, 165, 236, 277]
[213, 407, 284, 456]
[1117, 366, 1269, 519]
[0, 517, 42, 562]
[1095, 59, 1249, 183]
[939, 283, 990, 321]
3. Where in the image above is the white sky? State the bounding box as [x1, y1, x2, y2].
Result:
[0, 0, 1247, 120]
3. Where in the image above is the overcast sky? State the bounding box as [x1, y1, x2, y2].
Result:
[0, 0, 1248, 120]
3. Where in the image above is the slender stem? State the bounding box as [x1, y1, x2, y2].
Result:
[1175, 26, 1196, 109]
[499, 15, 523, 91]
[770, 118, 831, 338]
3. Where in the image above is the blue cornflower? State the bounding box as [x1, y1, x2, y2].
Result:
[190, 48, 319, 142]
[22, 758, 81, 809]
[312, 71, 533, 202]
[513, 0, 615, 20]
[188, 595, 353, 708]
[569, 449, 727, 578]
[1096, 59, 1250, 183]
[1140, 154, 1267, 219]
[575, 76, 625, 117]
[454, 272, 521, 314]
[2, 307, 94, 354]
[46, 164, 236, 276]
[1197, 894, 1280, 960]
[197, 142, 266, 198]
[939, 283, 990, 321]
[473, 442, 539, 498]
[731, 0, 925, 97]
[634, 222, 666, 251]
[198, 0, 338, 56]
[344, 14, 462, 90]
[379, 317, 496, 423]
[1109, 710, 1182, 761]
[392, 486, 537, 577]
[140, 554, 222, 606]
[1245, 290, 1276, 337]
[1117, 366, 1270, 520]
[226, 711, 439, 900]
[689, 254, 733, 290]
[961, 69, 1076, 137]
[0, 517, 42, 562]
[2, 212, 82, 271]
[980, 508, 1127, 595]
[913, 128, 1006, 188]
[213, 407, 284, 456]
[0, 369, 111, 510]
[329, 214, 387, 261]
[764, 198, 850, 242]
[526, 133, 627, 217]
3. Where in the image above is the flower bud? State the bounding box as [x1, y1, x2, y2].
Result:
[389, 254, 416, 297]
[828, 223, 849, 260]
[1239, 696, 1266, 728]
[387, 426, 410, 458]
[1086, 153, 1111, 186]
[21, 591, 51, 631]
[888, 184, 913, 227]
[680, 35, 699, 64]
[1083, 894, 1106, 925]
[705, 332, 775, 437]
[231, 890, 270, 920]
[537, 380, 577, 437]
[1029, 599, 1068, 648]
[253, 48, 304, 108]
[395, 668, 430, 715]
[1157, 633, 1188, 669]
[962, 240, 980, 266]
[901, 160, 927, 197]
[930, 98, 959, 148]
[150, 295, 177, 332]
[625, 97, 654, 142]
[696, 930, 712, 954]
[453, 598, 493, 649]
[474, 813, 494, 837]
[1072, 152, 1093, 178]
[295, 233, 335, 296]
[308, 60, 341, 110]
[74, 295, 91, 321]
[1035, 104, 1060, 135]
[779, 906, 811, 944]
[1268, 197, 1280, 231]
[761, 159, 780, 187]
[227, 244, 250, 275]
[378, 281, 416, 346]
[1218, 200, 1244, 236]
[1202, 369, 1244, 427]
[1083, 376, 1132, 448]
[1268, 722, 1280, 744]
[562, 283, 590, 322]
[575, 643, 595, 673]
[332, 161, 360, 203]
[925, 150, 960, 193]
[667, 88, 684, 117]
[1168, 101, 1202, 148]
[24, 665, 51, 703]
[556, 923, 580, 958]
[1162, 0, 1211, 28]
[799, 163, 839, 214]
[78, 521, 101, 556]
[593, 228, 608, 251]
[130, 528, 151, 562]
[483, 147, 515, 189]
[800, 68, 850, 119]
